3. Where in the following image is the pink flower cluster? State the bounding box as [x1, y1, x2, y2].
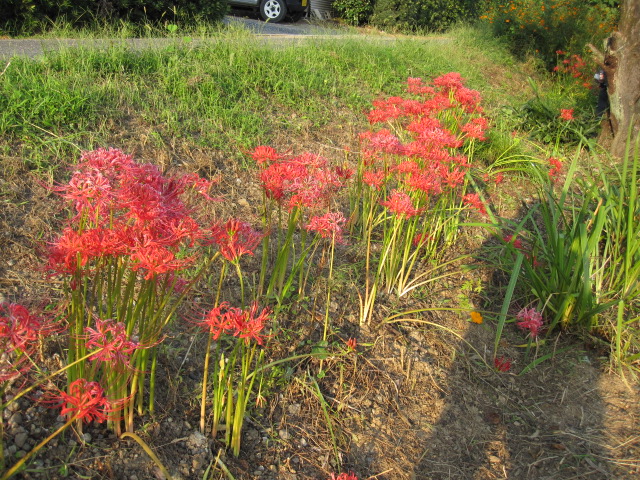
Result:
[516, 307, 544, 337]
[199, 302, 271, 345]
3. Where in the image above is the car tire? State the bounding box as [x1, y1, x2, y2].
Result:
[260, 0, 287, 22]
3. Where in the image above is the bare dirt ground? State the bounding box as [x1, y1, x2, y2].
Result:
[1, 120, 639, 480]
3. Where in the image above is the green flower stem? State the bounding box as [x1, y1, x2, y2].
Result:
[267, 207, 300, 298]
[322, 237, 336, 345]
[200, 333, 214, 434]
[258, 191, 272, 297]
[211, 350, 225, 438]
[234, 261, 245, 308]
[148, 347, 158, 414]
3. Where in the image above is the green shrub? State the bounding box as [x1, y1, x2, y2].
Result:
[369, 0, 479, 33]
[333, 0, 374, 26]
[0, 0, 228, 35]
[480, 0, 619, 69]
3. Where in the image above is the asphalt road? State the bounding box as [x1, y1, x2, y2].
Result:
[0, 13, 349, 60]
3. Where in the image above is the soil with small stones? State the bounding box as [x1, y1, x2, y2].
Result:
[1, 125, 639, 480]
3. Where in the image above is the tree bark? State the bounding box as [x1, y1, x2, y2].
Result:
[601, 0, 640, 157]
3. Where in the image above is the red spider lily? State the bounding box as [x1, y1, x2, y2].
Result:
[59, 167, 114, 219]
[407, 123, 462, 149]
[494, 356, 512, 373]
[367, 96, 405, 123]
[504, 235, 523, 250]
[227, 303, 271, 345]
[516, 307, 544, 337]
[305, 212, 347, 244]
[260, 161, 303, 201]
[46, 228, 96, 275]
[84, 318, 141, 367]
[259, 155, 345, 212]
[432, 72, 465, 92]
[380, 190, 424, 218]
[412, 233, 432, 247]
[329, 473, 358, 480]
[207, 219, 263, 262]
[454, 87, 483, 113]
[559, 108, 574, 121]
[548, 157, 563, 178]
[394, 160, 421, 176]
[334, 165, 354, 180]
[406, 170, 444, 195]
[407, 77, 435, 96]
[461, 117, 489, 140]
[130, 245, 194, 280]
[362, 170, 386, 190]
[181, 173, 220, 201]
[0, 302, 46, 353]
[53, 379, 113, 424]
[198, 302, 233, 340]
[0, 354, 32, 383]
[77, 147, 136, 174]
[443, 167, 466, 189]
[359, 129, 404, 156]
[462, 193, 487, 216]
[251, 145, 282, 166]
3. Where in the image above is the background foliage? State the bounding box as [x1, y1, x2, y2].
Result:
[369, 0, 480, 32]
[479, 0, 619, 69]
[0, 0, 228, 35]
[332, 0, 374, 26]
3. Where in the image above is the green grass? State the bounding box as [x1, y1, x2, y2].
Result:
[0, 25, 534, 174]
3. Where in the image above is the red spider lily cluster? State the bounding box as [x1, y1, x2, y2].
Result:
[305, 211, 347, 244]
[559, 108, 574, 122]
[553, 52, 593, 89]
[516, 307, 545, 338]
[53, 378, 113, 424]
[353, 74, 491, 310]
[257, 150, 351, 212]
[494, 356, 512, 373]
[359, 74, 488, 218]
[548, 157, 563, 178]
[0, 303, 55, 383]
[199, 302, 271, 345]
[206, 219, 264, 262]
[84, 318, 141, 367]
[48, 148, 214, 280]
[329, 473, 358, 480]
[381, 190, 424, 218]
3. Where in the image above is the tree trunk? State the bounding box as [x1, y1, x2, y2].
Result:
[601, 0, 640, 157]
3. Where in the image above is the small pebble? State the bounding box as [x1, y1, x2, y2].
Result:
[8, 412, 22, 428]
[14, 432, 28, 449]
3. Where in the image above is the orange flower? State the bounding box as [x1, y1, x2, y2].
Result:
[470, 311, 483, 324]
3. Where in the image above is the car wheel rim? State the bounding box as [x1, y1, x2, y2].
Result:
[263, 0, 281, 18]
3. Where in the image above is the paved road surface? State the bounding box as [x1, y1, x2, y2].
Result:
[0, 14, 351, 60]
